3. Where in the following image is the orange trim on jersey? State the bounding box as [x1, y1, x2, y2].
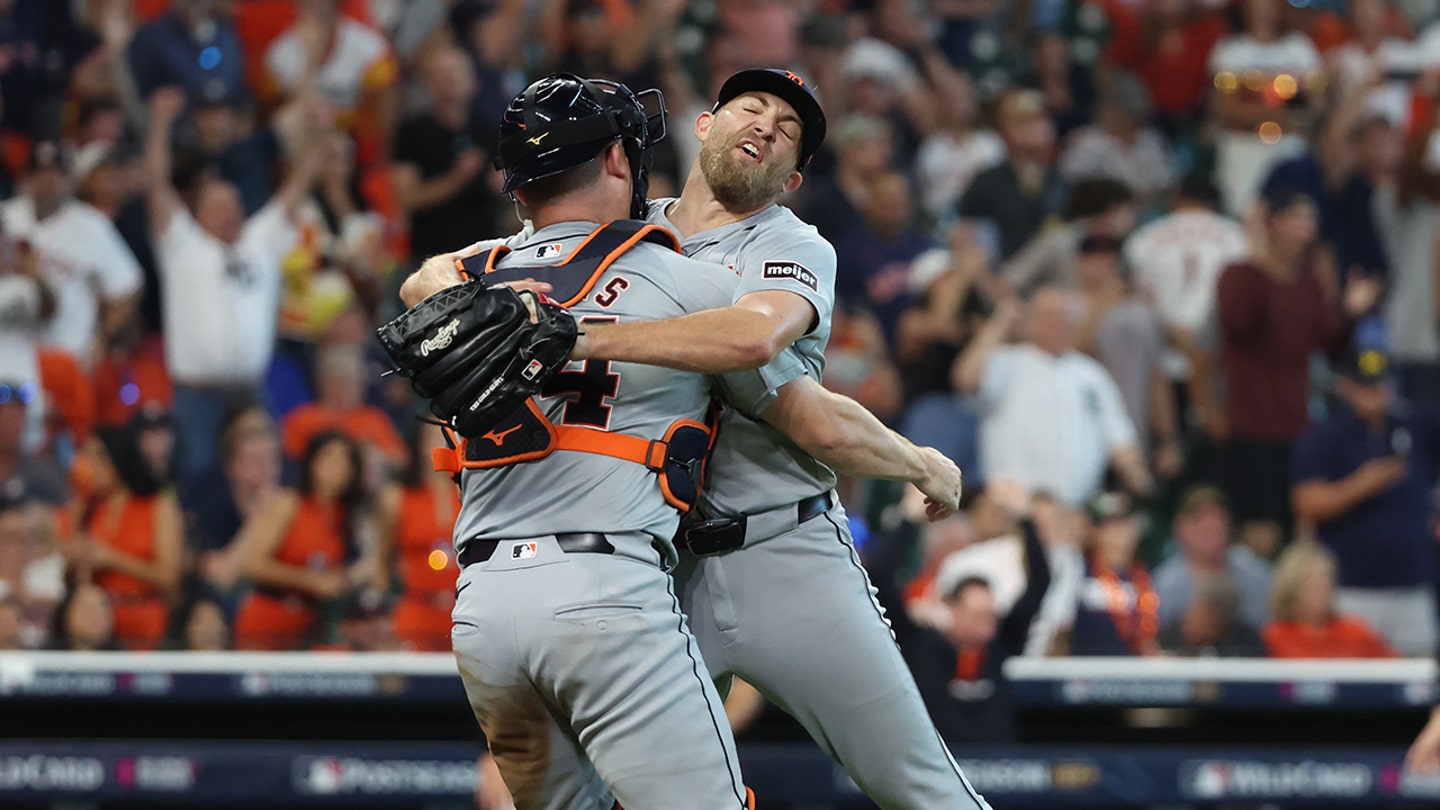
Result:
[480, 244, 511, 276]
[553, 222, 681, 307]
[746, 787, 756, 810]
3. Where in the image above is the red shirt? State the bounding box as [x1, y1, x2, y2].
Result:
[1217, 262, 1353, 441]
[1104, 3, 1227, 115]
[1263, 616, 1397, 658]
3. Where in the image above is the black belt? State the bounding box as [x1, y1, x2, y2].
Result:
[795, 492, 832, 524]
[678, 492, 832, 557]
[457, 532, 615, 568]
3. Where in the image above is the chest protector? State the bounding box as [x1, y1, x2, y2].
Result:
[432, 220, 719, 514]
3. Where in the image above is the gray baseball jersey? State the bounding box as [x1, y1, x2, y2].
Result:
[448, 220, 753, 810]
[452, 221, 747, 561]
[646, 199, 838, 515]
[646, 200, 992, 810]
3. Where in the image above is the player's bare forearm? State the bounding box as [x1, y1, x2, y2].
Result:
[762, 376, 961, 514]
[576, 308, 779, 372]
[399, 244, 486, 307]
[575, 290, 813, 373]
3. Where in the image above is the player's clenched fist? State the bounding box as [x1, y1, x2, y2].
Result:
[915, 447, 962, 522]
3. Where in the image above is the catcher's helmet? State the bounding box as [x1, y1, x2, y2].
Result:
[495, 73, 666, 219]
[713, 68, 827, 173]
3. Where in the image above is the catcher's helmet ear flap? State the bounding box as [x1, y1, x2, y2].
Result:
[494, 72, 666, 219]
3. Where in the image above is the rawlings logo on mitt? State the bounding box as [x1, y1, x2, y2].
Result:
[377, 280, 578, 438]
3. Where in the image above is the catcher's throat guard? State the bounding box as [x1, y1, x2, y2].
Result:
[431, 220, 718, 513]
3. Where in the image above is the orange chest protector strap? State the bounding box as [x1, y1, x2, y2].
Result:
[433, 403, 719, 513]
[455, 218, 680, 304]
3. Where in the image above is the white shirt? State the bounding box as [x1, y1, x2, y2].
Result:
[914, 129, 1006, 220]
[1374, 185, 1440, 362]
[977, 344, 1136, 505]
[0, 197, 142, 365]
[1024, 543, 1084, 656]
[266, 17, 395, 116]
[0, 274, 40, 387]
[158, 202, 295, 385]
[1059, 125, 1176, 197]
[1126, 208, 1249, 335]
[0, 274, 45, 451]
[935, 534, 1025, 616]
[1208, 32, 1322, 77]
[1331, 38, 1420, 126]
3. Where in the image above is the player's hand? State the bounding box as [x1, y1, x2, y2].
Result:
[400, 242, 487, 307]
[915, 447, 961, 522]
[1409, 706, 1440, 772]
[495, 278, 555, 299]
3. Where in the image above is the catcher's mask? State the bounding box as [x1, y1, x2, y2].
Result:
[495, 73, 666, 219]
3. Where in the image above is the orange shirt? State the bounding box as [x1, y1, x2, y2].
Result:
[1263, 616, 1398, 659]
[397, 485, 460, 595]
[273, 497, 348, 575]
[89, 495, 158, 597]
[38, 347, 96, 443]
[282, 403, 406, 465]
[91, 340, 172, 428]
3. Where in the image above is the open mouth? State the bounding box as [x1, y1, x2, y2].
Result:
[737, 140, 762, 162]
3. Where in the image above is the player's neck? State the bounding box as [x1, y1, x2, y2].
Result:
[528, 199, 625, 233]
[665, 164, 769, 237]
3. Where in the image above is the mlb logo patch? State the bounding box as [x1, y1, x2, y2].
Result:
[521, 359, 545, 381]
[536, 243, 564, 260]
[511, 542, 539, 560]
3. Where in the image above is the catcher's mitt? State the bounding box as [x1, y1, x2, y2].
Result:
[377, 279, 578, 438]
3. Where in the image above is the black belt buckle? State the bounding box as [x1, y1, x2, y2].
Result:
[678, 515, 747, 556]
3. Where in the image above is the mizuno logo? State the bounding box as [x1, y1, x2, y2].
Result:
[527, 133, 550, 146]
[481, 424, 523, 446]
[420, 319, 460, 356]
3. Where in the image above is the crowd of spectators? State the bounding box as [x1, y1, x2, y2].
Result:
[0, 0, 1438, 742]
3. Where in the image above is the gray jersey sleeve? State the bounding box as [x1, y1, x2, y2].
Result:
[713, 346, 809, 419]
[732, 217, 837, 334]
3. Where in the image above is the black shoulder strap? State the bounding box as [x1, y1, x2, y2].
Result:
[457, 220, 681, 306]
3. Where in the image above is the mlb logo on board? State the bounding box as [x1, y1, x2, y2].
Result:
[536, 243, 564, 259]
[512, 542, 538, 560]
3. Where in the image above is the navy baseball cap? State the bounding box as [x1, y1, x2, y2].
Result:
[1340, 347, 1391, 385]
[714, 68, 827, 173]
